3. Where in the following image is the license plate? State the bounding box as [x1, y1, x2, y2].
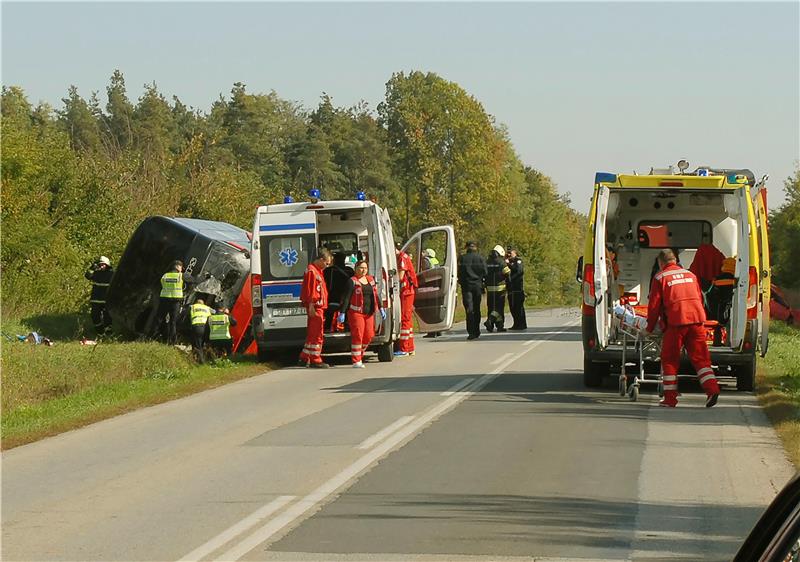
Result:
[272, 307, 306, 317]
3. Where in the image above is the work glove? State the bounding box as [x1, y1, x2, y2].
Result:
[337, 312, 346, 324]
[380, 309, 386, 320]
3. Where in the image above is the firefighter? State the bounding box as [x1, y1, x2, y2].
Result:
[646, 249, 720, 408]
[395, 243, 418, 356]
[299, 248, 333, 368]
[209, 307, 237, 358]
[506, 247, 527, 330]
[484, 245, 510, 333]
[189, 297, 213, 364]
[85, 256, 114, 336]
[339, 260, 385, 368]
[157, 260, 185, 345]
[459, 241, 487, 340]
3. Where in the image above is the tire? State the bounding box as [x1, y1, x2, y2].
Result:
[583, 357, 607, 388]
[257, 346, 270, 363]
[735, 358, 756, 392]
[377, 342, 394, 363]
[618, 375, 627, 396]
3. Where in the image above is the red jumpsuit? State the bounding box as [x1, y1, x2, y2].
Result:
[346, 275, 380, 364]
[647, 263, 720, 406]
[396, 251, 418, 353]
[299, 263, 328, 364]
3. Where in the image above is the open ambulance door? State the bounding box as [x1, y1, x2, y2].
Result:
[730, 189, 751, 350]
[379, 208, 402, 337]
[593, 186, 611, 348]
[364, 205, 398, 338]
[402, 225, 458, 333]
[755, 188, 770, 357]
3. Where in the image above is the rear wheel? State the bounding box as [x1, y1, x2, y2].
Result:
[377, 342, 394, 363]
[257, 346, 270, 363]
[735, 358, 756, 391]
[583, 357, 607, 388]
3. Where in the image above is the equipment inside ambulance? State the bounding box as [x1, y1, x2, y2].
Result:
[250, 190, 458, 362]
[578, 164, 771, 392]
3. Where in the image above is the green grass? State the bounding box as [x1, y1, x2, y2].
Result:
[1, 317, 271, 449]
[757, 321, 800, 467]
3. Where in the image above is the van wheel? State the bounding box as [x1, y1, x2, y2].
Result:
[735, 358, 756, 392]
[377, 342, 394, 363]
[257, 347, 270, 363]
[583, 357, 607, 388]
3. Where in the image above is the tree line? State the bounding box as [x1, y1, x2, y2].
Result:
[1, 70, 586, 321]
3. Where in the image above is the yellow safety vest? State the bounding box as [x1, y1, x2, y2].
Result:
[190, 303, 213, 326]
[160, 271, 184, 299]
[208, 313, 231, 340]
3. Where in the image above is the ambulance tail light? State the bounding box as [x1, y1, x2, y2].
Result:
[588, 338, 596, 349]
[747, 266, 758, 309]
[252, 274, 263, 312]
[582, 264, 595, 315]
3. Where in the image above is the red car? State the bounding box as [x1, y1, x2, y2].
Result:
[770, 285, 798, 325]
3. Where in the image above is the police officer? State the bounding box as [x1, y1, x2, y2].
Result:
[646, 249, 720, 408]
[458, 241, 487, 340]
[157, 260, 185, 344]
[506, 247, 527, 330]
[189, 297, 213, 364]
[209, 307, 238, 358]
[484, 245, 510, 333]
[85, 256, 114, 336]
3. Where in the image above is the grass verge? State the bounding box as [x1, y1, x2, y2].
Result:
[1, 319, 274, 450]
[757, 321, 800, 467]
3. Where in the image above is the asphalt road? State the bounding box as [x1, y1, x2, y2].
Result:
[2, 308, 794, 562]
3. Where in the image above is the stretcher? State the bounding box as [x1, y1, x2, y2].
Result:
[612, 305, 663, 402]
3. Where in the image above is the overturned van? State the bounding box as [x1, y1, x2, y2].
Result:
[578, 166, 770, 391]
[250, 195, 458, 362]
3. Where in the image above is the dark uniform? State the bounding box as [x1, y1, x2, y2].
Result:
[484, 247, 510, 333]
[458, 243, 487, 340]
[507, 250, 527, 330]
[85, 258, 114, 336]
[156, 261, 186, 345]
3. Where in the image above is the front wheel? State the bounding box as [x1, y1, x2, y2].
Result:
[735, 358, 756, 392]
[377, 342, 394, 363]
[584, 357, 608, 388]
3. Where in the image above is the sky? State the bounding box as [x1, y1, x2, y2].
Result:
[2, 1, 798, 213]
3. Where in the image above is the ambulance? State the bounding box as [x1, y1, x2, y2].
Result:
[578, 163, 770, 391]
[250, 191, 458, 362]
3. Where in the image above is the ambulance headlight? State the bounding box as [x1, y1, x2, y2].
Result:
[356, 191, 366, 201]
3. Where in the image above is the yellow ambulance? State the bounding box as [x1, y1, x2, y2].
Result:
[578, 163, 770, 391]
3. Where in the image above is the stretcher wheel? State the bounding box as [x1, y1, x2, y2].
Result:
[618, 375, 627, 396]
[629, 385, 639, 402]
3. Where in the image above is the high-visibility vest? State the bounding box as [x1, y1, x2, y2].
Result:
[190, 303, 213, 326]
[160, 271, 184, 299]
[208, 313, 231, 340]
[429, 257, 440, 266]
[348, 275, 379, 314]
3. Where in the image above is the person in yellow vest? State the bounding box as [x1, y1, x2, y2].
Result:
[209, 307, 238, 358]
[189, 298, 214, 364]
[157, 260, 185, 344]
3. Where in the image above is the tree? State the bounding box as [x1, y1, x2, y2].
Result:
[105, 70, 135, 152]
[770, 167, 800, 289]
[58, 86, 103, 152]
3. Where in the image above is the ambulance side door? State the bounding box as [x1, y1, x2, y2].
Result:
[755, 187, 770, 357]
[593, 186, 611, 348]
[402, 225, 458, 333]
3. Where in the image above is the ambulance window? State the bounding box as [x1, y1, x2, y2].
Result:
[637, 221, 712, 249]
[420, 230, 448, 271]
[261, 235, 314, 280]
[320, 233, 359, 265]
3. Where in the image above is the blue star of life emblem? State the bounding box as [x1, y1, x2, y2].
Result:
[279, 248, 299, 267]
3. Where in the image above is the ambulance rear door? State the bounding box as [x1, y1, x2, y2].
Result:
[402, 225, 458, 333]
[364, 203, 399, 338]
[755, 187, 770, 356]
[593, 186, 611, 348]
[379, 207, 402, 336]
[730, 189, 751, 350]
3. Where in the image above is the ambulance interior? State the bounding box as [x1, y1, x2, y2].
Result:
[604, 190, 742, 341]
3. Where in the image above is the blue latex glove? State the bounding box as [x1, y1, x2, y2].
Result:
[337, 312, 346, 324]
[380, 309, 386, 320]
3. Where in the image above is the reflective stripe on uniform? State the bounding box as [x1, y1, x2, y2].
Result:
[208, 314, 231, 340]
[190, 304, 212, 325]
[160, 272, 184, 299]
[699, 373, 717, 385]
[486, 285, 506, 292]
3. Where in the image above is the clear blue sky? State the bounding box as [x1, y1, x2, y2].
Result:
[3, 2, 798, 212]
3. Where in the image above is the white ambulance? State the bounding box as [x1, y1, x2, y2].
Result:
[250, 192, 458, 362]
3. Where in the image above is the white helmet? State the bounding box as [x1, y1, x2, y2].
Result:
[493, 245, 505, 256]
[98, 256, 111, 266]
[425, 248, 436, 258]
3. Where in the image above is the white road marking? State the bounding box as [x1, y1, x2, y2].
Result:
[356, 416, 415, 450]
[209, 320, 581, 561]
[440, 378, 473, 396]
[177, 495, 295, 562]
[490, 352, 515, 365]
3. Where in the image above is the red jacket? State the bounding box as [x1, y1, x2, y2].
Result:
[398, 251, 418, 296]
[301, 263, 328, 309]
[348, 275, 380, 315]
[647, 263, 707, 332]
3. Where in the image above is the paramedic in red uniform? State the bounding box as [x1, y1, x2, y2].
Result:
[395, 244, 418, 356]
[299, 248, 333, 368]
[339, 260, 385, 368]
[647, 249, 721, 408]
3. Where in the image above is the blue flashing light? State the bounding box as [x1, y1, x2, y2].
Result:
[283, 195, 295, 204]
[356, 191, 366, 201]
[308, 188, 321, 200]
[595, 172, 617, 184]
[697, 169, 709, 177]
